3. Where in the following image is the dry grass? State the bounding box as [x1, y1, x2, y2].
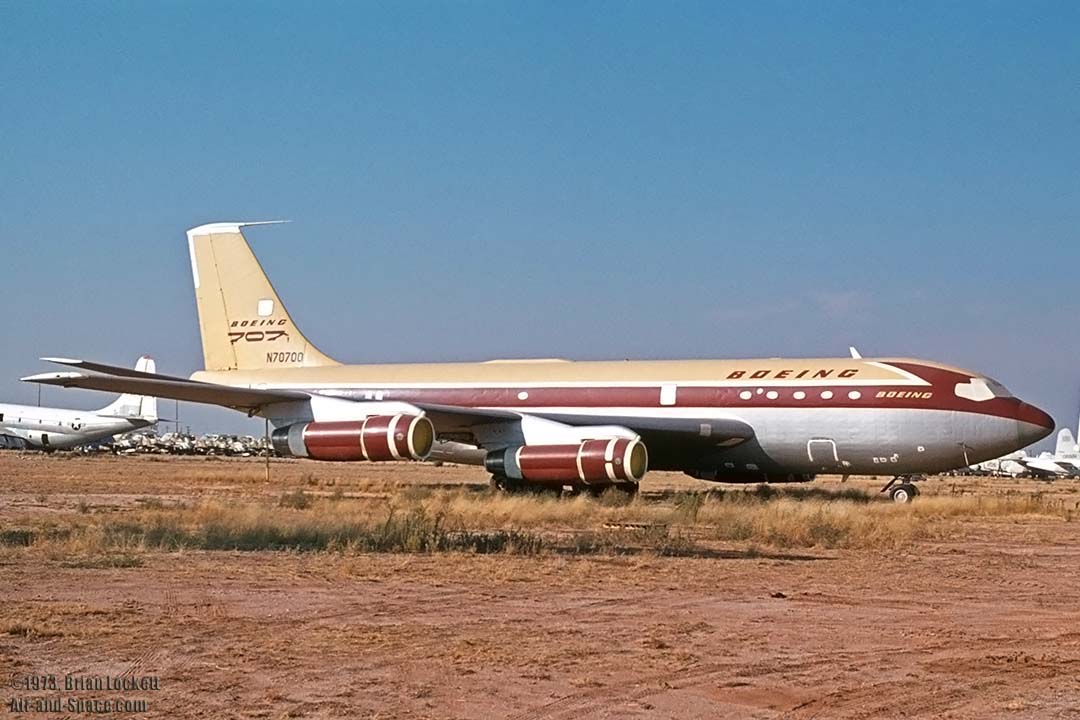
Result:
[1, 484, 1072, 558]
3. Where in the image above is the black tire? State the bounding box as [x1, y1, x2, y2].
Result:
[890, 483, 917, 503]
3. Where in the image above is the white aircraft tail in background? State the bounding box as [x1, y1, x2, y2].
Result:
[1055, 423, 1078, 460]
[96, 356, 158, 422]
[1047, 412, 1080, 475]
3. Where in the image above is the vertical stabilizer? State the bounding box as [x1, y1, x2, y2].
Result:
[1058, 429, 1079, 459]
[99, 356, 159, 421]
[186, 222, 339, 371]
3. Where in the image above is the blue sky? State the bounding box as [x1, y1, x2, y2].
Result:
[1, 2, 1078, 444]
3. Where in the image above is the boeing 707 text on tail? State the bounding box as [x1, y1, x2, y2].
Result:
[24, 222, 1053, 501]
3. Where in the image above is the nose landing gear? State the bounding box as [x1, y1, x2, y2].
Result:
[880, 475, 923, 503]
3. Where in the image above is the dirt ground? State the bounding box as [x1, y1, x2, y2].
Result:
[2, 454, 1079, 719]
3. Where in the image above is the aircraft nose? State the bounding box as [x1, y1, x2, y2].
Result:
[1015, 400, 1054, 445]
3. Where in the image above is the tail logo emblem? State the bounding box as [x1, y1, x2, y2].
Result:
[228, 329, 290, 344]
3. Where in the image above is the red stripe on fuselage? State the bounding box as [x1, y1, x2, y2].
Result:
[299, 363, 1048, 428]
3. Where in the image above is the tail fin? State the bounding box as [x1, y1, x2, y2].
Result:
[1057, 429, 1078, 459]
[186, 222, 339, 371]
[99, 356, 159, 421]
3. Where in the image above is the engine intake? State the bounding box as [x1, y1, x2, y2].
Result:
[485, 438, 648, 485]
[271, 415, 434, 462]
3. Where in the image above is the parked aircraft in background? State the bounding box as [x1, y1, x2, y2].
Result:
[969, 414, 1079, 478]
[1020, 419, 1080, 477]
[2, 357, 158, 450]
[24, 222, 1054, 502]
[970, 451, 1029, 477]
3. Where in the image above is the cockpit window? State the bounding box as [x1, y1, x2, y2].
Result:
[955, 377, 1013, 402]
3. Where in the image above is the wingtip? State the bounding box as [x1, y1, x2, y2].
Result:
[22, 371, 83, 383]
[186, 220, 290, 237]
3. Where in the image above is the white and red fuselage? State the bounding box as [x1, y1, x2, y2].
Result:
[197, 355, 1053, 484]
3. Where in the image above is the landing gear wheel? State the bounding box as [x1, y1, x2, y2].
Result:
[489, 474, 513, 493]
[881, 474, 924, 502]
[890, 482, 919, 503]
[490, 475, 554, 495]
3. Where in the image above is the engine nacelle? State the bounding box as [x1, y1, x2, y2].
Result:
[271, 415, 434, 462]
[485, 438, 648, 486]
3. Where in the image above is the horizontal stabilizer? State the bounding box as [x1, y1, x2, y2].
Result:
[43, 357, 184, 382]
[23, 371, 308, 412]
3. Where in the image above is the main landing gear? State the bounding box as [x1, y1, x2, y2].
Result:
[880, 474, 924, 503]
[489, 474, 527, 493]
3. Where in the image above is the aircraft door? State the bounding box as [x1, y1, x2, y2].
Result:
[807, 438, 839, 470]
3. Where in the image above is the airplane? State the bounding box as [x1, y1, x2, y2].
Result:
[1019, 418, 1080, 478]
[1, 356, 158, 450]
[23, 222, 1054, 502]
[969, 451, 1029, 477]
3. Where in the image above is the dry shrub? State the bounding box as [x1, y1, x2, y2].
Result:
[1, 622, 64, 639]
[94, 503, 544, 555]
[2, 484, 1071, 557]
[279, 489, 313, 509]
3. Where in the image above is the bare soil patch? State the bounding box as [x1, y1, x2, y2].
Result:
[1, 453, 1079, 718]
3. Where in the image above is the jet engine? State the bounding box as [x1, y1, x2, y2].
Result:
[484, 438, 648, 487]
[271, 415, 434, 462]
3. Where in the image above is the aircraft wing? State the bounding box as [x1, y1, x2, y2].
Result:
[25, 360, 755, 446]
[22, 371, 308, 412]
[412, 402, 754, 446]
[410, 402, 522, 429]
[563, 414, 755, 448]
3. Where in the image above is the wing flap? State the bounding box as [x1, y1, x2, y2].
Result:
[414, 404, 755, 447]
[538, 413, 755, 445]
